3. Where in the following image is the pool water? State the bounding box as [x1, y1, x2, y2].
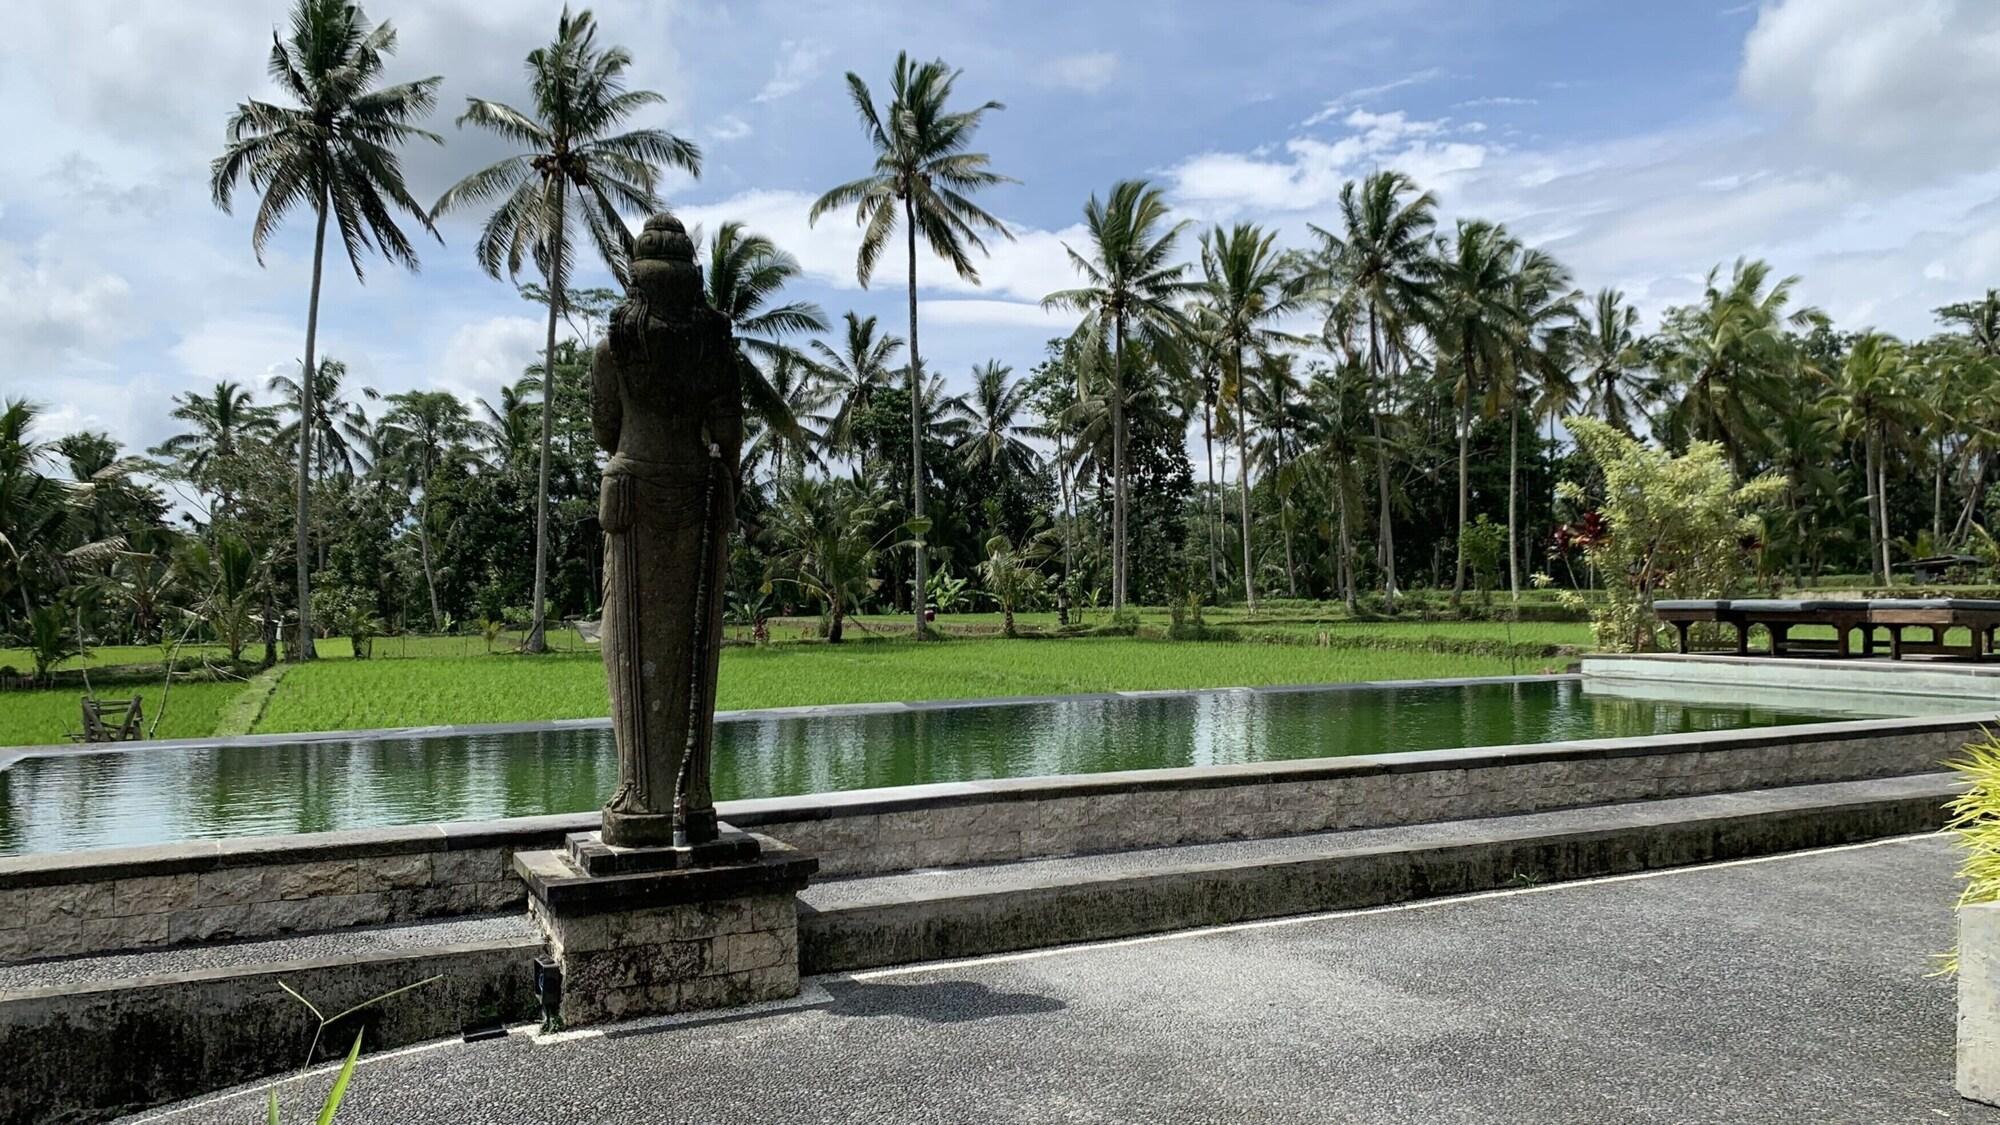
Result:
[0, 677, 1908, 855]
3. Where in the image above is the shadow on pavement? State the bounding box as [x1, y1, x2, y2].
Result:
[821, 976, 1068, 1023]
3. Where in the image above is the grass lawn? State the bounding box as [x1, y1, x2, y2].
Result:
[251, 637, 1555, 734]
[0, 681, 248, 747]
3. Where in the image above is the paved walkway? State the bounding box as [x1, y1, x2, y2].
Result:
[142, 834, 1996, 1124]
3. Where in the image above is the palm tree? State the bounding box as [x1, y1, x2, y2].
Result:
[210, 0, 441, 660]
[370, 389, 474, 629]
[152, 381, 279, 518]
[1198, 222, 1303, 611]
[767, 475, 891, 643]
[741, 351, 829, 487]
[810, 52, 1014, 636]
[1833, 333, 1917, 584]
[1658, 258, 1818, 474]
[949, 361, 1040, 483]
[1304, 360, 1372, 611]
[1042, 179, 1195, 611]
[1575, 288, 1650, 435]
[478, 373, 543, 471]
[703, 221, 830, 364]
[1433, 219, 1520, 606]
[1500, 247, 1578, 598]
[268, 357, 370, 478]
[812, 312, 905, 470]
[1249, 352, 1310, 596]
[1312, 172, 1438, 612]
[432, 6, 700, 653]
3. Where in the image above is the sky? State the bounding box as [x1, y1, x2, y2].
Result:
[5, 0, 2000, 458]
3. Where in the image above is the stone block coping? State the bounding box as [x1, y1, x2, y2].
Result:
[1, 705, 1992, 891]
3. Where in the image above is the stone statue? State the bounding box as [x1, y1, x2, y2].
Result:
[592, 214, 739, 849]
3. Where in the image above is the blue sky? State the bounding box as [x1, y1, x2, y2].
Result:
[5, 0, 2000, 461]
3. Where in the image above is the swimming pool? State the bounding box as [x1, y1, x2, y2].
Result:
[0, 675, 1918, 855]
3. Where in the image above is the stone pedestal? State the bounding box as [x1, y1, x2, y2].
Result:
[514, 827, 816, 1028]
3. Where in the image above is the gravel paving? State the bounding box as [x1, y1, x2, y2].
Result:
[138, 833, 1993, 1124]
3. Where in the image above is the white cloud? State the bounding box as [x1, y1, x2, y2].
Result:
[708, 114, 753, 142]
[1740, 0, 2000, 177]
[1035, 51, 1118, 94]
[1302, 68, 1443, 126]
[1456, 96, 1538, 109]
[676, 190, 1082, 306]
[1170, 111, 1487, 217]
[0, 238, 133, 370]
[752, 40, 830, 104]
[433, 316, 550, 405]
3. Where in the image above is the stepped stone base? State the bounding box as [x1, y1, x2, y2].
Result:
[514, 827, 815, 1028]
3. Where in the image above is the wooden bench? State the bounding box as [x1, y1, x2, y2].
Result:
[1654, 599, 1874, 656]
[1867, 598, 2000, 661]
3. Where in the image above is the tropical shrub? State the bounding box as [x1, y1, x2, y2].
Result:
[1557, 418, 1786, 651]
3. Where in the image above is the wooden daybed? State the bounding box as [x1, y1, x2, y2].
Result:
[1653, 597, 2000, 660]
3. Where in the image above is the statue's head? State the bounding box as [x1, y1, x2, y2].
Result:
[627, 213, 703, 313]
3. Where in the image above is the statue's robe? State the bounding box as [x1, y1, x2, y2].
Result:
[592, 301, 739, 847]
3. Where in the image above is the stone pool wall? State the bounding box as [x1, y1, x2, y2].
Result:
[0, 712, 1986, 964]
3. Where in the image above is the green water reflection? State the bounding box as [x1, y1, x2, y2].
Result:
[0, 678, 1903, 855]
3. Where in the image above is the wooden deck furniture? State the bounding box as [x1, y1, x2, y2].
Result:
[1653, 599, 1874, 656]
[1654, 600, 1736, 654]
[76, 695, 144, 743]
[1728, 599, 1873, 657]
[1866, 598, 2000, 660]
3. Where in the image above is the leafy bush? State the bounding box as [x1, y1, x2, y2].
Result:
[1945, 732, 2000, 973]
[1557, 418, 1786, 652]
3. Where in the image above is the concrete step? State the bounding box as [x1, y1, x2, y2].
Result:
[0, 915, 541, 1124]
[797, 772, 1959, 974]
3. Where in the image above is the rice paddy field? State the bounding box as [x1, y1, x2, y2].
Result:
[0, 617, 1574, 746]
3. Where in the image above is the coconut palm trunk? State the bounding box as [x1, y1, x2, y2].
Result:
[1337, 467, 1357, 612]
[1507, 400, 1521, 601]
[1111, 312, 1128, 610]
[523, 181, 565, 654]
[1233, 347, 1256, 611]
[418, 464, 443, 630]
[903, 200, 928, 636]
[1452, 336, 1474, 608]
[1368, 311, 1398, 613]
[1864, 429, 1885, 584]
[1876, 427, 1894, 584]
[292, 198, 328, 661]
[1202, 390, 1220, 592]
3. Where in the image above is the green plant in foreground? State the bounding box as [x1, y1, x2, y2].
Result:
[266, 974, 442, 1121]
[1944, 731, 2000, 974]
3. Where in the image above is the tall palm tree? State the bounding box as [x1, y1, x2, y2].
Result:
[1042, 179, 1194, 611]
[703, 221, 830, 364]
[210, 0, 441, 660]
[812, 312, 905, 470]
[1575, 288, 1650, 435]
[1659, 258, 1818, 474]
[741, 351, 829, 487]
[370, 388, 474, 629]
[268, 357, 370, 478]
[949, 361, 1040, 483]
[1250, 352, 1310, 596]
[432, 6, 700, 653]
[1833, 333, 1917, 584]
[152, 381, 279, 518]
[478, 373, 543, 471]
[810, 52, 1014, 636]
[1433, 219, 1520, 605]
[1304, 360, 1372, 611]
[1499, 247, 1577, 599]
[1197, 222, 1302, 611]
[1312, 172, 1438, 612]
